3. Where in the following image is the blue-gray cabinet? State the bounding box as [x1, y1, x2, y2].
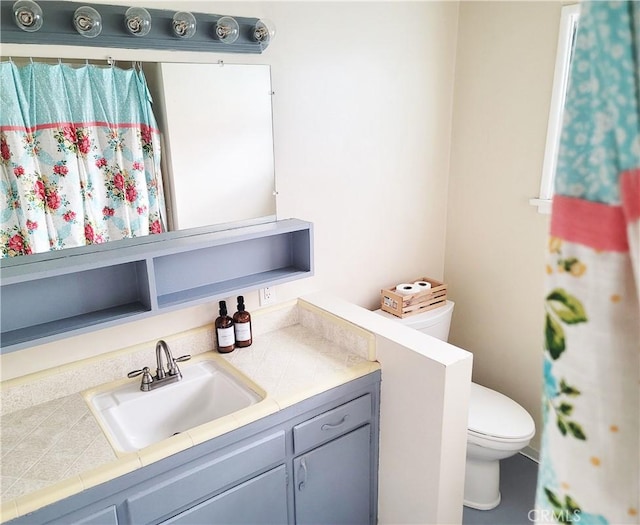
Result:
[294, 426, 372, 525]
[292, 391, 374, 524]
[8, 372, 380, 525]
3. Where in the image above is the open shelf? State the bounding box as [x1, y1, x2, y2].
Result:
[153, 228, 312, 306]
[1, 302, 151, 348]
[157, 268, 309, 309]
[0, 219, 313, 353]
[1, 261, 151, 331]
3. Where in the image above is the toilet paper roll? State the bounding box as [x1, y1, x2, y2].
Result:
[414, 280, 432, 290]
[395, 283, 421, 295]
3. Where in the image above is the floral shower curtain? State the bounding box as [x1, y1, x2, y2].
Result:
[0, 61, 166, 258]
[536, 2, 639, 524]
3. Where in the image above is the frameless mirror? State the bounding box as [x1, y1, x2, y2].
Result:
[146, 63, 276, 231]
[0, 57, 277, 261]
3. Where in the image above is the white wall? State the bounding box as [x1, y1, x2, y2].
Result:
[445, 1, 562, 451]
[1, 1, 460, 379]
[265, 1, 459, 309]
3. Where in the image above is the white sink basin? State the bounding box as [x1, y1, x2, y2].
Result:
[86, 358, 264, 453]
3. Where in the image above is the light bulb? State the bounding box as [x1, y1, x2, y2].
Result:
[253, 19, 275, 48]
[73, 6, 102, 38]
[124, 7, 151, 37]
[172, 11, 196, 39]
[215, 16, 239, 44]
[13, 0, 43, 32]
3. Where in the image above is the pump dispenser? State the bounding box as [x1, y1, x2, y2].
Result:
[233, 295, 252, 347]
[215, 300, 235, 353]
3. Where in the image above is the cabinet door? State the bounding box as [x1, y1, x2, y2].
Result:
[162, 465, 288, 525]
[294, 425, 371, 525]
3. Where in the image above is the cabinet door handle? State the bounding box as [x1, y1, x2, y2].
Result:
[321, 414, 349, 431]
[298, 458, 307, 491]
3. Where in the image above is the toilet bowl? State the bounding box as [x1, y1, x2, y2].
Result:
[464, 381, 535, 509]
[375, 301, 535, 510]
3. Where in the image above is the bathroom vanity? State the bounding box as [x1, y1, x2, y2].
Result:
[0, 301, 382, 525]
[7, 374, 380, 525]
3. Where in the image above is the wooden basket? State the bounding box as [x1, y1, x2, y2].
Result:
[380, 277, 447, 318]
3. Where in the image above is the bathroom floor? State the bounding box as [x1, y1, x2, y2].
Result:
[463, 453, 539, 525]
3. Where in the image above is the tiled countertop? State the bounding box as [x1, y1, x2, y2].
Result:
[0, 301, 379, 522]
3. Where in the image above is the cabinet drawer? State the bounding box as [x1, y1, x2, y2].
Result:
[125, 431, 285, 524]
[293, 394, 371, 453]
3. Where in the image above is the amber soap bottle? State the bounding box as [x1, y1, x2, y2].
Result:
[215, 300, 235, 353]
[233, 296, 252, 347]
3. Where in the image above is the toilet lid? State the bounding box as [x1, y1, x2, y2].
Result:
[468, 383, 535, 441]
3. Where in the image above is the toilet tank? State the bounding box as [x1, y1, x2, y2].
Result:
[374, 300, 455, 341]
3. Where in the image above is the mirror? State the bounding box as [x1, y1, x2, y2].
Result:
[146, 62, 276, 231]
[0, 57, 277, 260]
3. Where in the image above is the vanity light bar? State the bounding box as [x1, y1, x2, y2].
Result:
[2, 0, 275, 54]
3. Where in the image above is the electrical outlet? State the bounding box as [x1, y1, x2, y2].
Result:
[259, 286, 276, 306]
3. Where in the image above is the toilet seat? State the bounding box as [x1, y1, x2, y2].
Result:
[468, 383, 535, 442]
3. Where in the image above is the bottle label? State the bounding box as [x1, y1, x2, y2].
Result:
[217, 326, 235, 347]
[235, 322, 252, 342]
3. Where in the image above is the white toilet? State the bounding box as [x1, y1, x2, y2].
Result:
[376, 301, 535, 510]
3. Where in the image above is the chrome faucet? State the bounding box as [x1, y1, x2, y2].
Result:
[128, 340, 191, 391]
[155, 339, 180, 379]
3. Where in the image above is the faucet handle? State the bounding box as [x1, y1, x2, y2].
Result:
[127, 366, 154, 391]
[167, 355, 191, 377]
[127, 367, 147, 378]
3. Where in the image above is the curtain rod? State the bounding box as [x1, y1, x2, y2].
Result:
[2, 56, 145, 70]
